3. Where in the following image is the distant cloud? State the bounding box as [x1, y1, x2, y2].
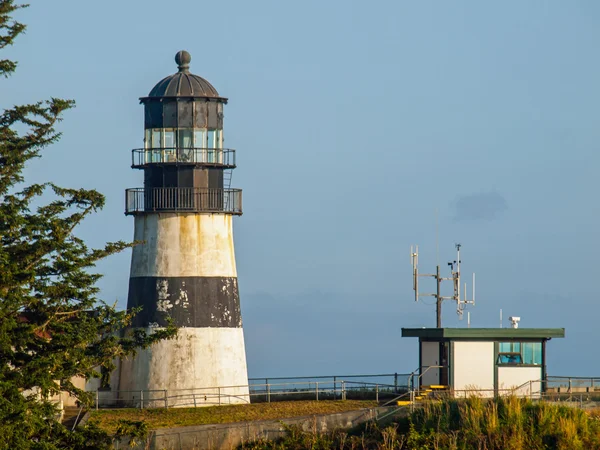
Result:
[453, 191, 507, 221]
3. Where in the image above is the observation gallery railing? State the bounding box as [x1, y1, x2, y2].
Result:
[131, 147, 236, 168]
[125, 187, 242, 215]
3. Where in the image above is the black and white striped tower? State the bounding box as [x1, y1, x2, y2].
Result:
[119, 51, 249, 405]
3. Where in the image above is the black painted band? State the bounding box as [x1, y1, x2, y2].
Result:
[127, 276, 242, 328]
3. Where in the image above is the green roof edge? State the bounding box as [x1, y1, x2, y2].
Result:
[401, 327, 565, 339]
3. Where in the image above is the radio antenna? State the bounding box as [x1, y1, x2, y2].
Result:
[411, 243, 476, 327]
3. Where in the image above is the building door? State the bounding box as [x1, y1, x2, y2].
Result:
[421, 341, 440, 387]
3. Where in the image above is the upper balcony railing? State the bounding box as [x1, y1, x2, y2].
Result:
[131, 148, 236, 168]
[125, 187, 242, 215]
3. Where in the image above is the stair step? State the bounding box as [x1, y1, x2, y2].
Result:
[397, 400, 412, 406]
[424, 385, 448, 390]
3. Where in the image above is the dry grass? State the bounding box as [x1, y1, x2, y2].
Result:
[88, 400, 378, 434]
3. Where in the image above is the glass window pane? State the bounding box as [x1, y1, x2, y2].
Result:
[522, 343, 533, 364]
[152, 130, 161, 149]
[497, 353, 522, 365]
[499, 343, 511, 353]
[178, 129, 192, 148]
[207, 131, 216, 163]
[533, 343, 542, 365]
[164, 130, 175, 148]
[194, 130, 205, 148]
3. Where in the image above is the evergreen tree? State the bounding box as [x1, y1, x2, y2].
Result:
[0, 2, 176, 448]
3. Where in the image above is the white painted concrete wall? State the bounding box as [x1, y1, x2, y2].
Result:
[421, 341, 440, 386]
[452, 341, 494, 397]
[498, 367, 541, 398]
[130, 213, 237, 278]
[120, 213, 249, 407]
[119, 327, 250, 407]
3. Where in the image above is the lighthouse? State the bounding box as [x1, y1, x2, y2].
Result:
[119, 51, 249, 406]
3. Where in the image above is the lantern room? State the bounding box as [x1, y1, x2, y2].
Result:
[126, 50, 240, 214]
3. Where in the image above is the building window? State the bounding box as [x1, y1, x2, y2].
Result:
[498, 342, 541, 365]
[497, 353, 522, 365]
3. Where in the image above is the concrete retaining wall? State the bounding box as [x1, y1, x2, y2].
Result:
[119, 406, 406, 450]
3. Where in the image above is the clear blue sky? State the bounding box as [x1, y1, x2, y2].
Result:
[5, 1, 600, 377]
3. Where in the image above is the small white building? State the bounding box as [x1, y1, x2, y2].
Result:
[402, 327, 565, 397]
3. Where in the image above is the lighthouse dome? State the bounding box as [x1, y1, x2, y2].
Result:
[147, 50, 221, 98]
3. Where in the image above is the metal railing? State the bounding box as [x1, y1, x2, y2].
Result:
[91, 374, 600, 411]
[545, 376, 600, 393]
[131, 147, 236, 168]
[248, 373, 409, 396]
[125, 187, 242, 215]
[93, 378, 403, 410]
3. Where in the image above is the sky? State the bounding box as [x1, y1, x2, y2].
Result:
[4, 1, 600, 378]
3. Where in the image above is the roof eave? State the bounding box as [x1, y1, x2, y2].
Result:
[401, 327, 566, 340]
[139, 95, 229, 104]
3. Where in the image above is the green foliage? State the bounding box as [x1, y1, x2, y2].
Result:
[240, 397, 600, 449]
[0, 1, 176, 448]
[114, 420, 150, 448]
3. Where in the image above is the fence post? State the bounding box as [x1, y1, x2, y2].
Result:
[218, 387, 221, 406]
[376, 384, 379, 403]
[333, 376, 337, 400]
[140, 390, 144, 409]
[267, 384, 271, 403]
[95, 389, 99, 411]
[341, 381, 346, 401]
[193, 393, 197, 408]
[394, 373, 398, 394]
[164, 389, 168, 409]
[529, 381, 532, 400]
[568, 378, 572, 394]
[316, 382, 319, 401]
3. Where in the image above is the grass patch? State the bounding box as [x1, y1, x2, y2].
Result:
[88, 400, 378, 434]
[242, 397, 600, 449]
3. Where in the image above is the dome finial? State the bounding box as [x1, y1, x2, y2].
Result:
[175, 50, 191, 73]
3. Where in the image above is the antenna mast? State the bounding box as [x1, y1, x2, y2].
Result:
[411, 243, 476, 327]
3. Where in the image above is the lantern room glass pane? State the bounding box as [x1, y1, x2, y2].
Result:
[164, 130, 175, 148]
[207, 131, 216, 163]
[152, 130, 161, 149]
[194, 130, 205, 148]
[178, 129, 193, 163]
[178, 129, 192, 148]
[145, 130, 151, 149]
[164, 130, 175, 162]
[151, 130, 162, 163]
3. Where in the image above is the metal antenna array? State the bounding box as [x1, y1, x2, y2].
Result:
[410, 243, 476, 328]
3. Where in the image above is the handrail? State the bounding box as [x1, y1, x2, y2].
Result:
[131, 147, 236, 168]
[125, 187, 242, 215]
[409, 365, 445, 391]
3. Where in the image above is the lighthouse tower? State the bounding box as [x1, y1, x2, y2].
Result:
[120, 51, 249, 406]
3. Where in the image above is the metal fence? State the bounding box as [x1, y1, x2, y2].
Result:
[93, 373, 410, 410]
[131, 147, 236, 168]
[125, 187, 242, 215]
